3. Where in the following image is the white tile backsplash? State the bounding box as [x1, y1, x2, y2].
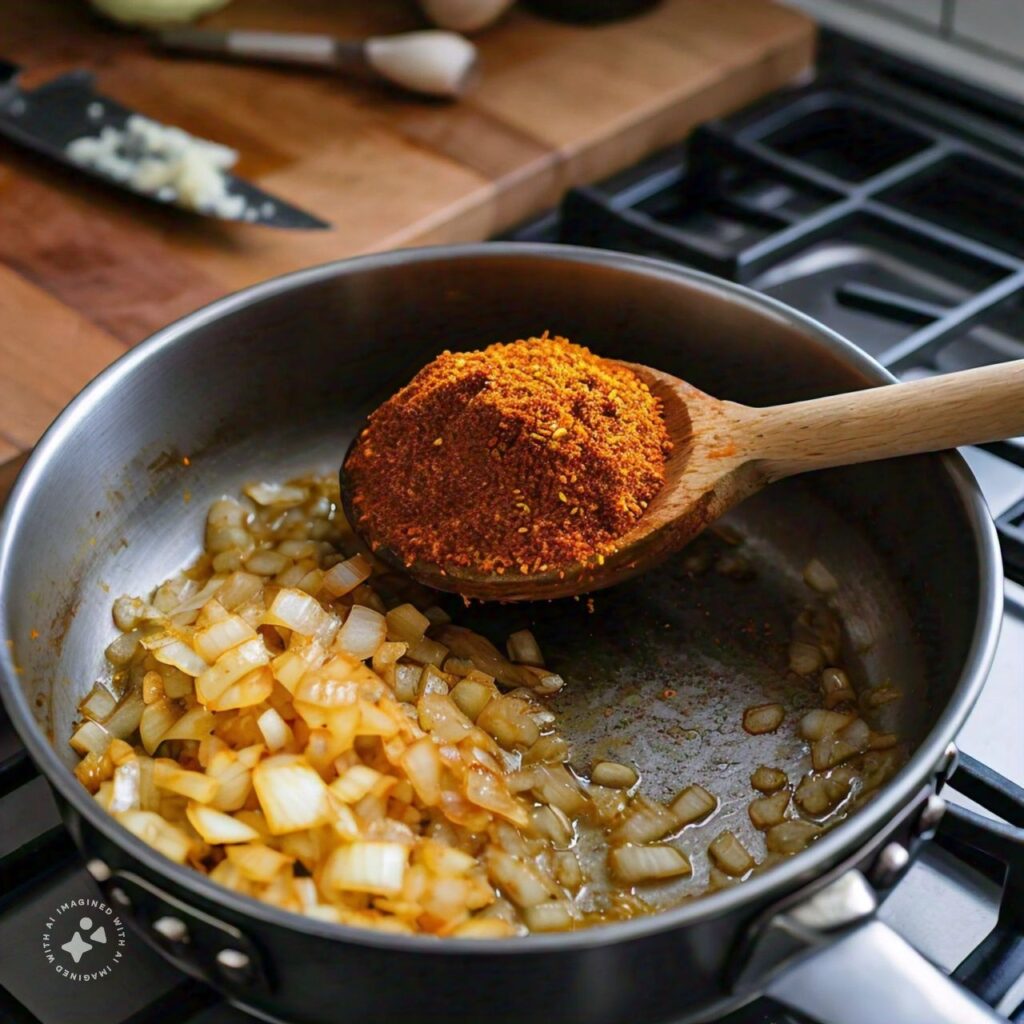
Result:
[783, 0, 1024, 98]
[863, 0, 944, 28]
[953, 0, 1024, 61]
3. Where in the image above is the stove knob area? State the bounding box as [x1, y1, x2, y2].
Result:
[915, 794, 947, 839]
[153, 915, 190, 945]
[216, 947, 253, 983]
[871, 842, 911, 889]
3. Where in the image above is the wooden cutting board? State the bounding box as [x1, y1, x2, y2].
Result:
[0, 0, 814, 473]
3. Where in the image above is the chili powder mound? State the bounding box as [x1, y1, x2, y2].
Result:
[345, 335, 672, 575]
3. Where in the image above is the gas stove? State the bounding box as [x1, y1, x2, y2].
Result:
[2, 33, 1023, 1024]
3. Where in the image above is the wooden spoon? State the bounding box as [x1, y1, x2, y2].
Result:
[342, 359, 1024, 602]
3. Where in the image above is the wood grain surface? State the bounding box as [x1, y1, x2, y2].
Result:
[0, 0, 814, 478]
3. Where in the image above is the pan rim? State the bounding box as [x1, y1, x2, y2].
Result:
[0, 241, 1003, 956]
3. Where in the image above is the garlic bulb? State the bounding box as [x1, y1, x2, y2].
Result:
[418, 0, 516, 33]
[90, 0, 231, 26]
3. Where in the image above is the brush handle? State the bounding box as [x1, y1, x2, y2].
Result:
[157, 28, 477, 98]
[746, 359, 1024, 480]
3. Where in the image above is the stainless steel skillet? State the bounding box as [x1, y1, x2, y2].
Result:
[0, 244, 1004, 1024]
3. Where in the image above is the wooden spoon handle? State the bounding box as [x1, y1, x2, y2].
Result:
[745, 358, 1024, 480]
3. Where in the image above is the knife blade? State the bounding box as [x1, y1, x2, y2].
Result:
[0, 60, 328, 230]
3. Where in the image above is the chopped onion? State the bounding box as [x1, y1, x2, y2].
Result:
[743, 703, 784, 735]
[113, 595, 152, 631]
[206, 665, 274, 712]
[400, 737, 443, 806]
[799, 709, 856, 741]
[418, 692, 474, 742]
[322, 554, 372, 597]
[669, 784, 716, 826]
[115, 809, 193, 863]
[253, 755, 331, 834]
[331, 764, 384, 803]
[449, 677, 495, 721]
[788, 641, 824, 677]
[588, 783, 628, 823]
[386, 603, 430, 645]
[530, 804, 573, 846]
[794, 770, 853, 816]
[70, 719, 113, 757]
[216, 571, 263, 611]
[323, 841, 408, 896]
[338, 605, 387, 661]
[393, 664, 423, 703]
[803, 558, 838, 594]
[554, 850, 583, 890]
[81, 683, 118, 722]
[154, 758, 219, 803]
[196, 636, 270, 706]
[484, 849, 557, 908]
[139, 700, 181, 755]
[421, 842, 477, 877]
[477, 696, 540, 749]
[186, 802, 261, 844]
[400, 635, 445, 669]
[820, 667, 856, 709]
[591, 761, 638, 789]
[749, 789, 790, 830]
[162, 704, 215, 742]
[766, 819, 821, 855]
[150, 637, 210, 678]
[245, 549, 292, 577]
[465, 766, 530, 828]
[434, 625, 541, 690]
[257, 707, 294, 752]
[102, 689, 146, 741]
[244, 481, 308, 506]
[529, 765, 588, 816]
[105, 629, 142, 666]
[609, 844, 692, 883]
[708, 831, 755, 876]
[523, 901, 575, 932]
[506, 630, 544, 667]
[750, 766, 788, 794]
[194, 614, 256, 663]
[612, 795, 678, 844]
[522, 733, 570, 766]
[263, 588, 326, 636]
[225, 842, 294, 883]
[110, 760, 141, 812]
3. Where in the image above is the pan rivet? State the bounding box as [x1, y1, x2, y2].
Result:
[109, 886, 131, 908]
[916, 795, 946, 836]
[153, 916, 189, 944]
[86, 859, 111, 882]
[216, 948, 252, 980]
[872, 843, 910, 888]
[937, 742, 959, 783]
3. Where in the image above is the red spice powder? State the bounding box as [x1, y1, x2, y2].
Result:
[345, 335, 671, 574]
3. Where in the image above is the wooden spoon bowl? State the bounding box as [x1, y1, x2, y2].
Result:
[342, 358, 1024, 602]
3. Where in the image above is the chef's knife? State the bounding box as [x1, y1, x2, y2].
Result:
[0, 59, 328, 229]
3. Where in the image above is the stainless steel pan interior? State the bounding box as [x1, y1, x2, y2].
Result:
[0, 244, 1002, 1024]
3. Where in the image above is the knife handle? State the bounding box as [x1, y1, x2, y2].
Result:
[158, 28, 345, 68]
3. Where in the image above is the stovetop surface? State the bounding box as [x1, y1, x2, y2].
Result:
[2, 33, 1023, 1024]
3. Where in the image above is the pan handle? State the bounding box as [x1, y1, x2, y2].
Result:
[766, 917, 1006, 1024]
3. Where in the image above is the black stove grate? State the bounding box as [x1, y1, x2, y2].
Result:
[534, 54, 1024, 580]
